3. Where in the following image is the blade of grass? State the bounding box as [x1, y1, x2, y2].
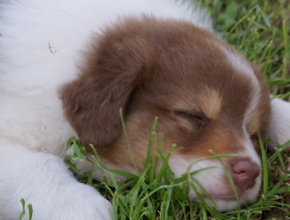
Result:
[258, 132, 268, 197]
[19, 199, 26, 220]
[146, 117, 158, 165]
[119, 109, 140, 176]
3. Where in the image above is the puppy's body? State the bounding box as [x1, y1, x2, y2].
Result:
[0, 0, 289, 219]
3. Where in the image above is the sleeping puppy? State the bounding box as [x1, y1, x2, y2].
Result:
[0, 0, 289, 219]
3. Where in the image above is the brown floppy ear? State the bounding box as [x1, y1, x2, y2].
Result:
[60, 31, 154, 148]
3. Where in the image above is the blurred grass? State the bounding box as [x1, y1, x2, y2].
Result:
[202, 0, 290, 98]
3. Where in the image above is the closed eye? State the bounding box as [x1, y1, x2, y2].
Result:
[173, 110, 208, 128]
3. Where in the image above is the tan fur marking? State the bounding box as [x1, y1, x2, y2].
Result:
[198, 88, 222, 120]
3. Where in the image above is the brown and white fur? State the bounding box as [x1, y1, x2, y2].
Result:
[0, 0, 289, 219]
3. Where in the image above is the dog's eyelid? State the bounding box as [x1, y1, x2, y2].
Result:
[173, 109, 203, 116]
[173, 109, 208, 126]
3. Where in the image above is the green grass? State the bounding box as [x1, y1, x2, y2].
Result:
[64, 125, 290, 220]
[19, 0, 290, 219]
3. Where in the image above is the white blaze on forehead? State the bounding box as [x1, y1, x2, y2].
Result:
[220, 45, 261, 128]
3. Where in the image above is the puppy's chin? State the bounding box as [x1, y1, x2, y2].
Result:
[188, 178, 261, 211]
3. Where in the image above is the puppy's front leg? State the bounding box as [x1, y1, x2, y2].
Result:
[265, 97, 290, 151]
[0, 140, 112, 220]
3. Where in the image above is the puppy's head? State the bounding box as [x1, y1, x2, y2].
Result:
[61, 17, 271, 211]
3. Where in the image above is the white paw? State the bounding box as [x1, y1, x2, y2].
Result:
[266, 97, 290, 151]
[31, 183, 113, 220]
[0, 150, 113, 220]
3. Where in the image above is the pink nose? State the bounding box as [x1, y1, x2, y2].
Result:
[230, 159, 260, 191]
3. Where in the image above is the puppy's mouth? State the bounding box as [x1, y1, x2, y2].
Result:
[203, 188, 251, 200]
[187, 171, 261, 211]
[204, 193, 238, 200]
[190, 184, 260, 211]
